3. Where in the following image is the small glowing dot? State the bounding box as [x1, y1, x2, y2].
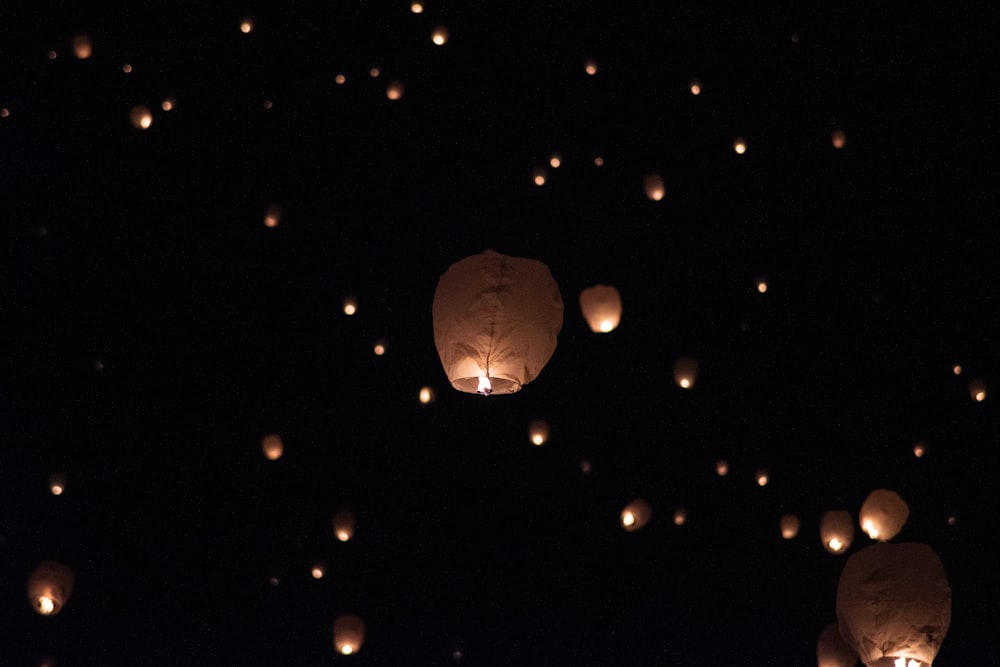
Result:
[37, 597, 55, 615]
[263, 99, 273, 110]
[343, 298, 357, 315]
[831, 129, 846, 149]
[828, 538, 843, 552]
[72, 35, 93, 59]
[689, 80, 701, 95]
[311, 565, 325, 579]
[947, 515, 956, 526]
[733, 138, 747, 154]
[756, 470, 769, 487]
[240, 20, 253, 34]
[593, 156, 604, 167]
[386, 81, 405, 100]
[48, 50, 58, 60]
[715, 460, 729, 476]
[129, 105, 153, 130]
[161, 98, 175, 111]
[952, 364, 962, 375]
[335, 73, 346, 85]
[549, 154, 562, 168]
[584, 59, 598, 75]
[532, 168, 547, 186]
[410, 2, 424, 13]
[913, 442, 926, 458]
[374, 342, 386, 356]
[369, 67, 381, 78]
[418, 386, 435, 404]
[431, 26, 449, 45]
[50, 484, 64, 496]
[757, 281, 768, 293]
[269, 576, 280, 586]
[122, 63, 133, 74]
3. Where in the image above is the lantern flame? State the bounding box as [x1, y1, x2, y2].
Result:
[829, 538, 844, 552]
[622, 511, 635, 527]
[862, 519, 879, 539]
[477, 376, 492, 396]
[37, 596, 55, 615]
[894, 659, 920, 667]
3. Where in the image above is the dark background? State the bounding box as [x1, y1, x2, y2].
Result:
[2, 3, 998, 665]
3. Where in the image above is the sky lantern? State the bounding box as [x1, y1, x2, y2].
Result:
[689, 79, 702, 95]
[969, 378, 986, 401]
[342, 297, 357, 316]
[528, 419, 549, 446]
[264, 204, 281, 228]
[644, 174, 665, 201]
[333, 614, 366, 655]
[733, 137, 747, 154]
[261, 433, 284, 461]
[816, 622, 858, 667]
[410, 2, 424, 13]
[72, 34, 92, 59]
[579, 285, 622, 333]
[549, 153, 562, 168]
[432, 251, 563, 395]
[673, 508, 687, 526]
[240, 19, 254, 34]
[951, 364, 961, 375]
[859, 489, 909, 541]
[311, 562, 326, 579]
[28, 561, 74, 616]
[756, 278, 768, 293]
[821, 510, 854, 554]
[831, 129, 847, 149]
[532, 167, 547, 186]
[129, 105, 153, 130]
[418, 386, 435, 404]
[431, 26, 449, 45]
[836, 543, 951, 667]
[780, 514, 800, 539]
[49, 472, 66, 496]
[333, 510, 356, 542]
[912, 442, 926, 458]
[584, 59, 598, 75]
[621, 499, 652, 531]
[756, 469, 770, 487]
[715, 459, 729, 476]
[673, 357, 699, 389]
[386, 81, 405, 100]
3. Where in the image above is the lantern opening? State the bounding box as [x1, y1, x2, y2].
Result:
[862, 519, 879, 539]
[341, 646, 353, 655]
[829, 538, 844, 552]
[37, 596, 55, 615]
[477, 376, 492, 396]
[622, 511, 635, 527]
[894, 659, 921, 667]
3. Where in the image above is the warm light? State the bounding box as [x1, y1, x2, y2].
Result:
[689, 80, 701, 95]
[418, 386, 435, 404]
[386, 81, 405, 100]
[37, 596, 55, 615]
[673, 509, 687, 526]
[50, 484, 64, 496]
[311, 563, 325, 579]
[72, 35, 93, 59]
[532, 167, 547, 186]
[240, 20, 253, 34]
[733, 138, 747, 154]
[343, 298, 357, 315]
[593, 156, 604, 167]
[373, 341, 386, 356]
[673, 357, 699, 389]
[622, 512, 635, 527]
[780, 514, 800, 539]
[333, 614, 366, 656]
[829, 538, 844, 552]
[0, 107, 9, 118]
[620, 499, 652, 531]
[913, 441, 926, 458]
[410, 2, 424, 13]
[715, 459, 729, 476]
[333, 510, 356, 542]
[528, 419, 549, 446]
[549, 154, 562, 168]
[859, 488, 909, 542]
[831, 129, 846, 149]
[28, 561, 74, 617]
[820, 509, 854, 554]
[49, 473, 65, 496]
[48, 50, 58, 60]
[579, 285, 622, 333]
[584, 59, 598, 75]
[369, 67, 381, 78]
[341, 646, 353, 655]
[756, 469, 769, 487]
[952, 364, 962, 375]
[969, 378, 986, 402]
[262, 433, 284, 461]
[122, 63, 133, 74]
[862, 520, 879, 539]
[431, 26, 449, 45]
[264, 204, 281, 228]
[757, 280, 768, 293]
[129, 105, 153, 130]
[161, 98, 175, 111]
[335, 73, 346, 85]
[644, 174, 665, 201]
[894, 659, 921, 667]
[477, 376, 492, 396]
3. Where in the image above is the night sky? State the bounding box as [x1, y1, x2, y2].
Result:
[3, 3, 999, 666]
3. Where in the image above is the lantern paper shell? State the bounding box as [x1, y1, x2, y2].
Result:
[28, 561, 75, 616]
[780, 514, 800, 539]
[432, 251, 563, 395]
[859, 489, 909, 541]
[261, 433, 284, 461]
[579, 285, 622, 333]
[621, 499, 652, 531]
[836, 543, 951, 667]
[333, 613, 367, 655]
[821, 510, 854, 554]
[817, 622, 858, 667]
[333, 510, 356, 542]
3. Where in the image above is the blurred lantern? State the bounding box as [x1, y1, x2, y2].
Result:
[579, 285, 622, 333]
[528, 419, 549, 446]
[644, 174, 665, 201]
[27, 561, 74, 616]
[831, 129, 847, 149]
[593, 156, 604, 167]
[673, 508, 687, 526]
[715, 459, 729, 476]
[821, 510, 854, 554]
[129, 105, 153, 130]
[756, 278, 768, 293]
[549, 153, 562, 168]
[969, 378, 986, 402]
[780, 514, 800, 539]
[72, 34, 93, 59]
[859, 489, 909, 541]
[261, 433, 284, 461]
[263, 99, 274, 110]
[49, 473, 66, 496]
[579, 458, 592, 474]
[836, 543, 951, 667]
[369, 66, 381, 78]
[333, 614, 366, 655]
[912, 442, 926, 458]
[373, 340, 387, 356]
[431, 26, 449, 45]
[240, 19, 254, 34]
[335, 73, 346, 85]
[432, 251, 563, 395]
[161, 98, 175, 111]
[333, 510, 356, 542]
[817, 622, 858, 667]
[418, 386, 436, 404]
[311, 562, 326, 579]
[584, 59, 598, 75]
[122, 63, 133, 74]
[673, 357, 699, 389]
[532, 167, 547, 186]
[343, 297, 357, 316]
[733, 137, 747, 154]
[756, 469, 769, 487]
[386, 81, 405, 100]
[951, 364, 961, 375]
[689, 79, 702, 95]
[410, 2, 424, 13]
[264, 204, 282, 228]
[620, 499, 652, 532]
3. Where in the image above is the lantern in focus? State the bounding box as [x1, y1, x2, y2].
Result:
[28, 561, 74, 616]
[673, 357, 699, 389]
[836, 543, 951, 667]
[579, 285, 622, 333]
[817, 622, 858, 667]
[333, 510, 356, 542]
[780, 514, 800, 539]
[969, 378, 986, 402]
[821, 510, 854, 554]
[129, 105, 153, 130]
[620, 498, 652, 531]
[644, 174, 665, 201]
[528, 420, 549, 446]
[333, 613, 366, 655]
[859, 489, 909, 541]
[261, 433, 284, 461]
[432, 251, 563, 395]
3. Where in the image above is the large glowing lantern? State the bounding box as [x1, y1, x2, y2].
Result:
[817, 622, 858, 667]
[333, 614, 366, 655]
[432, 251, 563, 395]
[579, 285, 622, 333]
[821, 510, 854, 554]
[859, 489, 909, 541]
[620, 499, 652, 532]
[28, 561, 74, 616]
[836, 543, 951, 667]
[333, 510, 356, 542]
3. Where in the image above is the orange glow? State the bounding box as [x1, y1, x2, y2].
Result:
[373, 341, 387, 356]
[49, 473, 65, 496]
[129, 105, 153, 130]
[410, 2, 424, 13]
[644, 174, 665, 201]
[673, 509, 687, 526]
[715, 459, 729, 476]
[820, 509, 854, 554]
[72, 35, 93, 59]
[333, 614, 366, 656]
[122, 63, 133, 74]
[28, 561, 74, 616]
[264, 204, 282, 228]
[335, 73, 346, 85]
[970, 378, 986, 402]
[532, 167, 547, 186]
[333, 510, 356, 542]
[549, 153, 562, 168]
[431, 26, 449, 45]
[579, 285, 622, 333]
[756, 469, 769, 487]
[240, 20, 253, 34]
[369, 67, 381, 78]
[689, 80, 702, 95]
[780, 514, 800, 539]
[343, 297, 357, 316]
[593, 156, 604, 167]
[620, 499, 652, 532]
[261, 433, 284, 461]
[952, 364, 962, 375]
[831, 129, 846, 149]
[48, 50, 58, 60]
[161, 98, 175, 111]
[673, 357, 699, 389]
[913, 442, 926, 458]
[1, 108, 10, 119]
[859, 489, 909, 541]
[733, 137, 747, 154]
[418, 386, 435, 404]
[311, 562, 325, 579]
[584, 59, 598, 75]
[528, 419, 550, 446]
[757, 279, 768, 293]
[386, 81, 405, 100]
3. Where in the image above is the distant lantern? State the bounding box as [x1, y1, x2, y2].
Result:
[311, 562, 326, 579]
[263, 99, 274, 110]
[72, 34, 93, 59]
[715, 459, 729, 476]
[756, 469, 770, 486]
[836, 543, 951, 667]
[129, 105, 153, 130]
[27, 561, 74, 616]
[549, 153, 562, 168]
[343, 297, 357, 316]
[673, 357, 699, 389]
[820, 510, 854, 554]
[831, 129, 847, 149]
[333, 510, 356, 542]
[528, 419, 549, 446]
[532, 167, 547, 186]
[644, 174, 665, 201]
[432, 251, 563, 396]
[161, 98, 175, 111]
[418, 386, 436, 404]
[912, 442, 926, 458]
[756, 279, 768, 293]
[369, 66, 381, 78]
[689, 79, 702, 95]
[410, 2, 424, 13]
[780, 514, 800, 539]
[593, 156, 604, 167]
[859, 489, 909, 542]
[733, 137, 747, 154]
[386, 81, 405, 100]
[579, 458, 592, 474]
[122, 63, 133, 74]
[431, 26, 449, 45]
[49, 473, 66, 496]
[240, 19, 254, 34]
[969, 378, 986, 402]
[621, 499, 652, 532]
[333, 614, 367, 655]
[579, 285, 622, 333]
[951, 364, 961, 375]
[584, 59, 598, 75]
[264, 204, 282, 228]
[0, 107, 9, 118]
[335, 73, 346, 85]
[261, 433, 284, 461]
[373, 340, 387, 356]
[816, 622, 858, 667]
[673, 508, 687, 526]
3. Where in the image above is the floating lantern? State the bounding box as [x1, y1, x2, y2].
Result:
[673, 508, 687, 526]
[311, 562, 326, 579]
[733, 137, 747, 154]
[49, 473, 65, 496]
[756, 279, 768, 293]
[951, 364, 961, 375]
[859, 489, 909, 541]
[584, 59, 598, 75]
[831, 129, 847, 149]
[528, 420, 549, 446]
[780, 514, 800, 539]
[431, 26, 449, 45]
[532, 167, 547, 186]
[342, 297, 357, 316]
[373, 340, 387, 356]
[335, 73, 346, 85]
[161, 98, 175, 111]
[821, 510, 854, 554]
[129, 105, 153, 130]
[27, 561, 74, 616]
[836, 543, 951, 667]
[386, 81, 405, 100]
[969, 378, 986, 402]
[579, 285, 622, 333]
[333, 510, 356, 542]
[689, 79, 702, 95]
[261, 433, 284, 461]
[817, 622, 858, 667]
[333, 614, 366, 655]
[912, 442, 926, 458]
[621, 499, 652, 532]
[418, 386, 435, 404]
[432, 251, 563, 395]
[410, 2, 424, 13]
[644, 174, 665, 201]
[264, 204, 281, 228]
[673, 357, 699, 389]
[715, 459, 729, 476]
[240, 19, 253, 34]
[549, 153, 562, 168]
[756, 469, 770, 487]
[72, 35, 92, 59]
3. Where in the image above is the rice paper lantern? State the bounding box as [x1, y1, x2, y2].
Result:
[780, 513, 800, 539]
[859, 489, 909, 541]
[432, 251, 563, 395]
[836, 543, 951, 667]
[673, 356, 699, 389]
[821, 510, 854, 554]
[579, 285, 622, 333]
[620, 498, 652, 531]
[333, 613, 367, 655]
[27, 561, 74, 616]
[817, 622, 858, 667]
[333, 510, 356, 542]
